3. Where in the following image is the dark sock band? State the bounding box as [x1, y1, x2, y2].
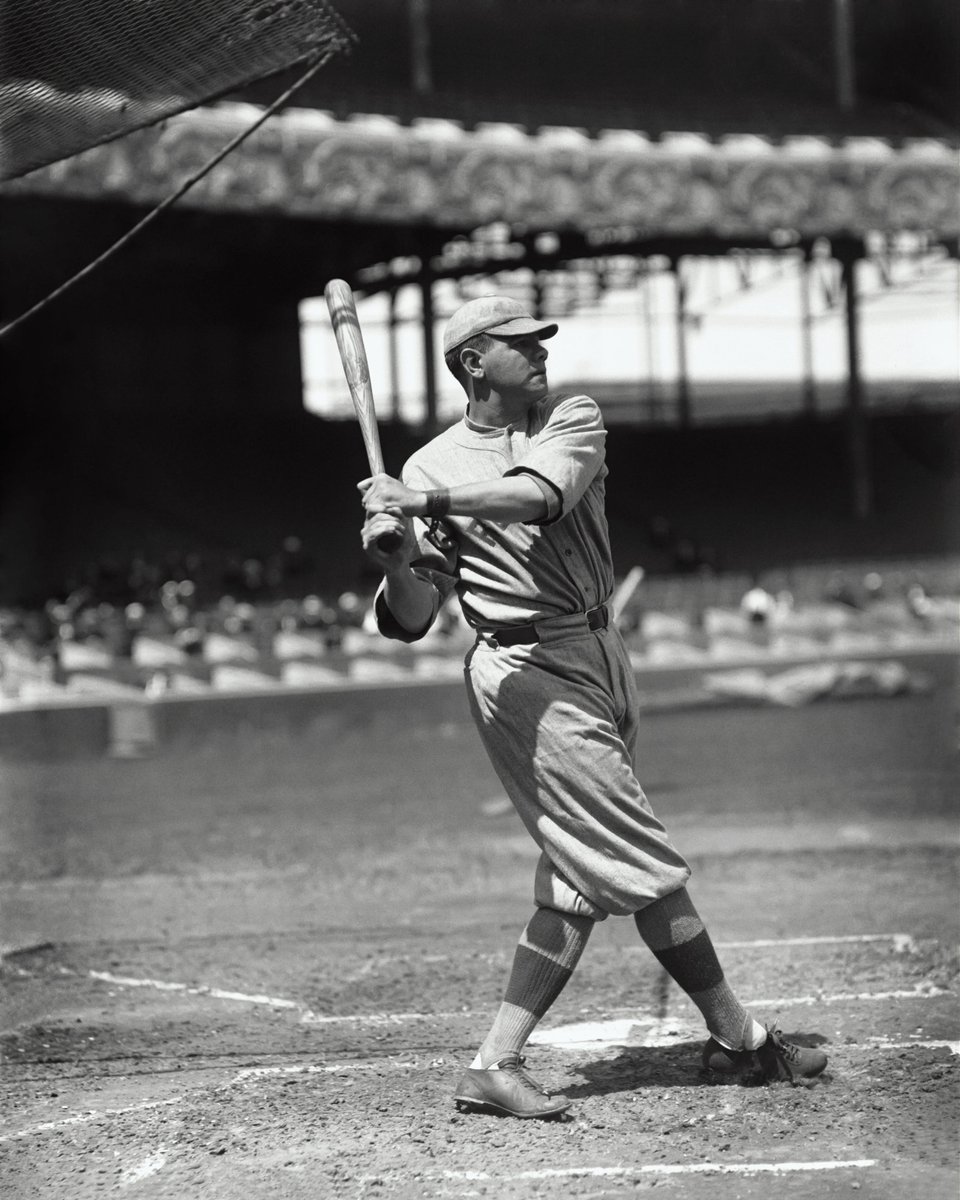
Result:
[648, 927, 725, 995]
[503, 944, 575, 1018]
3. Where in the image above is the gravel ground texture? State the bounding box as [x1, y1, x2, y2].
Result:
[1, 650, 958, 1199]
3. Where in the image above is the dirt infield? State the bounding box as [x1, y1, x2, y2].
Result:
[2, 653, 958, 1198]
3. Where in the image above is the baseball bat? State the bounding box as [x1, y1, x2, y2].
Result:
[324, 279, 404, 553]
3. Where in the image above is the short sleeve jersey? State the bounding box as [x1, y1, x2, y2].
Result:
[376, 392, 615, 637]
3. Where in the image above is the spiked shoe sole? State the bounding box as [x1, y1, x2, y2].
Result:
[453, 1093, 571, 1119]
[453, 1059, 572, 1119]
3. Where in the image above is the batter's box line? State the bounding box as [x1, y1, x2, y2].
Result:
[84, 967, 954, 1027]
[85, 968, 454, 1024]
[85, 967, 486, 1024]
[78, 932, 923, 995]
[0, 1061, 424, 1145]
[715, 933, 920, 953]
[528, 1015, 960, 1055]
[23, 930, 927, 1000]
[0, 1097, 182, 1144]
[360, 1160, 881, 1185]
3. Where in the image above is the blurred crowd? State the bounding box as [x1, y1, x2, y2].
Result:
[738, 570, 944, 628]
[0, 536, 957, 704]
[1, 536, 350, 657]
[0, 536, 471, 700]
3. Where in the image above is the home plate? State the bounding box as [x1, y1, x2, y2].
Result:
[529, 1018, 696, 1050]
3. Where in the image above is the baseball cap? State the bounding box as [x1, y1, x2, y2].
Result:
[442, 295, 558, 355]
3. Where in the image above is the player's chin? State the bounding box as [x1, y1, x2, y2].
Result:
[527, 373, 549, 396]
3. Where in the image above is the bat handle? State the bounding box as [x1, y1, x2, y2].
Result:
[365, 448, 400, 551]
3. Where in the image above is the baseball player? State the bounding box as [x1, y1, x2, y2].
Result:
[359, 295, 827, 1119]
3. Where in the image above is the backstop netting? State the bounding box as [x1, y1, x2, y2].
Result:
[0, 0, 354, 181]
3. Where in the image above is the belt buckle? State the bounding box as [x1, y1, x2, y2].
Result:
[589, 604, 609, 631]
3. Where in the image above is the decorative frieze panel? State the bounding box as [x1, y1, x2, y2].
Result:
[3, 105, 957, 240]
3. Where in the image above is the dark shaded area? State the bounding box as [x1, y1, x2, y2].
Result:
[3, 0, 957, 181]
[241, 0, 960, 139]
[2, 381, 957, 606]
[2, 4, 957, 611]
[2, 194, 956, 607]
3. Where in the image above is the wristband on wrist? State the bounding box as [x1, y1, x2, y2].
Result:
[424, 488, 451, 518]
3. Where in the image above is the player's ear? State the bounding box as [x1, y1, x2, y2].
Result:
[460, 346, 484, 379]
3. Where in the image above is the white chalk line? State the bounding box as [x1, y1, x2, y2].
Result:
[232, 1060, 423, 1082]
[453, 1159, 880, 1180]
[866, 1037, 960, 1053]
[0, 1097, 181, 1143]
[530, 1017, 960, 1055]
[0, 1060, 422, 1145]
[88, 968, 446, 1025]
[737, 984, 951, 1007]
[716, 933, 918, 953]
[33, 933, 924, 1016]
[362, 1160, 879, 1184]
[88, 970, 309, 1014]
[119, 1146, 168, 1188]
[88, 965, 953, 1025]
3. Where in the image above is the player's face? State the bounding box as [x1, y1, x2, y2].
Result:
[481, 333, 549, 403]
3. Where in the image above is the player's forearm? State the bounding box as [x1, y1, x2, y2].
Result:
[360, 472, 550, 525]
[420, 476, 548, 524]
[381, 565, 437, 634]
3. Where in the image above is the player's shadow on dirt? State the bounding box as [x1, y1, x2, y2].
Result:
[563, 1033, 830, 1098]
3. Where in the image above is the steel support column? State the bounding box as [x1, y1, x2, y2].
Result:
[409, 0, 433, 95]
[420, 271, 438, 430]
[832, 0, 857, 111]
[839, 246, 872, 518]
[672, 257, 691, 428]
[800, 250, 817, 416]
[639, 260, 661, 422]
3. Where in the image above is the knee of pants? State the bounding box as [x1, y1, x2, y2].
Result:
[535, 853, 609, 922]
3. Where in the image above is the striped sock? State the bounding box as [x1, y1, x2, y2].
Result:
[475, 907, 594, 1068]
[634, 886, 761, 1050]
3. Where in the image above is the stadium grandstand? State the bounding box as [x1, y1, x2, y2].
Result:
[0, 0, 957, 704]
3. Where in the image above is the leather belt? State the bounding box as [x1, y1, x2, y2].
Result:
[486, 604, 609, 647]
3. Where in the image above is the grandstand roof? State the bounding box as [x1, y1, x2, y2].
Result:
[245, 0, 960, 143]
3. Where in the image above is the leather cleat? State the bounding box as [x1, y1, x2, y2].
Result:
[453, 1053, 572, 1119]
[702, 1027, 828, 1084]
